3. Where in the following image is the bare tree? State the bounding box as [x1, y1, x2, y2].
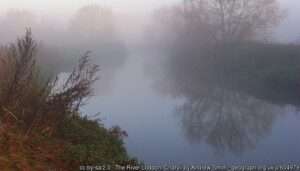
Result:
[154, 0, 282, 46]
[205, 0, 282, 42]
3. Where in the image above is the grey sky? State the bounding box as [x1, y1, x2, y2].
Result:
[0, 0, 298, 42]
[0, 0, 180, 15]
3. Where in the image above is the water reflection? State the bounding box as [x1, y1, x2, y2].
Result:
[147, 52, 290, 155]
[178, 87, 279, 154]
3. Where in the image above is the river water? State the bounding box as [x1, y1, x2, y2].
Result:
[83, 53, 300, 165]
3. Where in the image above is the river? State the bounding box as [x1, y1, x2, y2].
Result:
[82, 53, 300, 165]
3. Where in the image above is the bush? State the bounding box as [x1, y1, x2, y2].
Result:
[59, 115, 128, 165]
[0, 30, 132, 170]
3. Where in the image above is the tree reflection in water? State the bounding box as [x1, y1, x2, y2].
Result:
[177, 87, 281, 154]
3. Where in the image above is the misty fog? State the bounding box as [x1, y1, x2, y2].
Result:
[1, 0, 300, 166]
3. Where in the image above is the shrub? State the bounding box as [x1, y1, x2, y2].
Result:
[0, 30, 131, 170]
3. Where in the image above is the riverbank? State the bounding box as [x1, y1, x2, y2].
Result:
[158, 42, 300, 106]
[0, 31, 134, 170]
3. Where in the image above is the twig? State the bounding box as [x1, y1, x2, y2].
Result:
[2, 107, 18, 121]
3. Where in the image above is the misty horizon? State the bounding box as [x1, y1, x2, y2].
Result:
[0, 0, 300, 169]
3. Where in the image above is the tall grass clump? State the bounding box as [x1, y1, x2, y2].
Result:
[0, 30, 133, 170]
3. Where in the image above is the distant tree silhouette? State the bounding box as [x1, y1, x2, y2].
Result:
[69, 4, 115, 42]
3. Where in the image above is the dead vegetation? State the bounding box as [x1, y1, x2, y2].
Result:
[0, 30, 130, 170]
[0, 29, 98, 134]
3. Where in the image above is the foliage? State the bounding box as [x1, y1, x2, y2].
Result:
[149, 0, 300, 106]
[221, 42, 300, 105]
[0, 30, 132, 170]
[158, 41, 300, 106]
[59, 115, 128, 166]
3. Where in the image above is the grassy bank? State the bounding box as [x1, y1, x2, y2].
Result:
[0, 30, 134, 170]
